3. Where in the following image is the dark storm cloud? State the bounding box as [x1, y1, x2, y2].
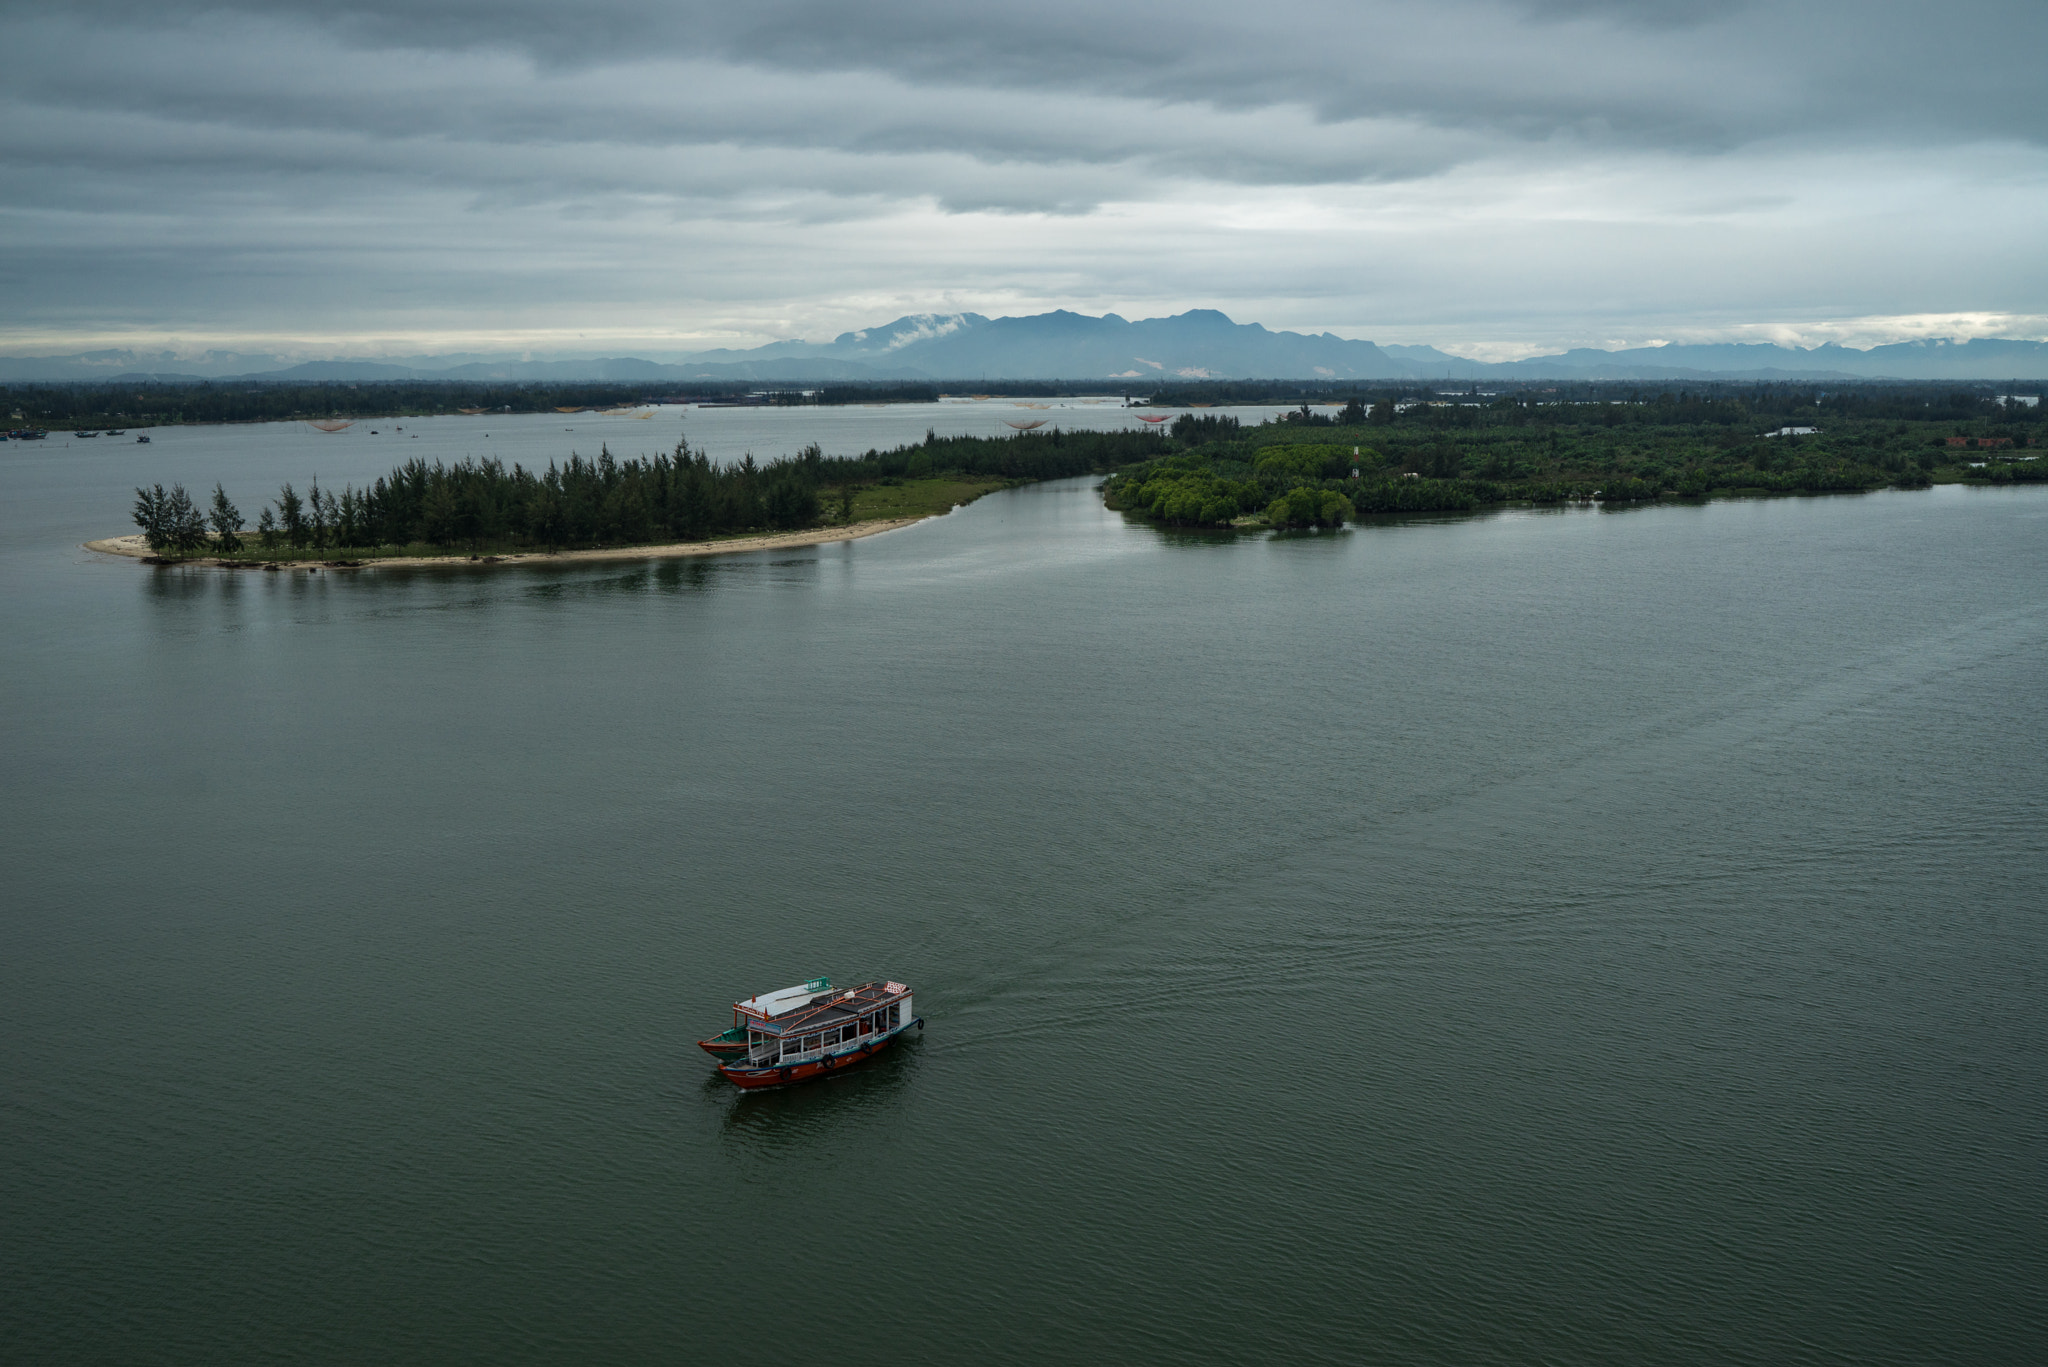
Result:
[1, 0, 2043, 350]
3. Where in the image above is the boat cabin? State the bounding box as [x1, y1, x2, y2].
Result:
[734, 979, 913, 1067]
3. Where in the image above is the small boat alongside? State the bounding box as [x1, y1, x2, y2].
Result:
[698, 976, 835, 1057]
[707, 977, 920, 1089]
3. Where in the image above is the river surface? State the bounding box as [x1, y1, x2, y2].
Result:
[3, 421, 2046, 1365]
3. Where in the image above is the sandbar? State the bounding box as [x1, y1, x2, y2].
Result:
[84, 517, 927, 570]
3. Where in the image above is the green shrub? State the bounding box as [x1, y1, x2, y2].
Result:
[1254, 444, 1379, 480]
[1265, 487, 1355, 528]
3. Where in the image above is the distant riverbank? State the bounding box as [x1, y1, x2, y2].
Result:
[85, 517, 926, 570]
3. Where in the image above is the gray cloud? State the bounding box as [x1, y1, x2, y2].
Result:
[1, 0, 2043, 353]
[33, 0, 2039, 147]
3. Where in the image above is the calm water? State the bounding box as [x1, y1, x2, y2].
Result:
[3, 425, 2045, 1365]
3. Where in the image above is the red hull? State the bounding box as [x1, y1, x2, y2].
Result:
[719, 1030, 900, 1090]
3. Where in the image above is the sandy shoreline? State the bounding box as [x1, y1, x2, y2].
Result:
[83, 517, 928, 570]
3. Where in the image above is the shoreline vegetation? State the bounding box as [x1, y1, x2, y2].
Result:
[10, 379, 1138, 430]
[9, 374, 2045, 433]
[91, 391, 2046, 568]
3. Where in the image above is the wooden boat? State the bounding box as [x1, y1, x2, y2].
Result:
[711, 978, 920, 1089]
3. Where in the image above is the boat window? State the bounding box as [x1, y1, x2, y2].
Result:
[803, 1034, 820, 1051]
[889, 1004, 900, 1026]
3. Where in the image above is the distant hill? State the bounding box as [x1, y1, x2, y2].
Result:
[671, 313, 2048, 381]
[719, 309, 1402, 379]
[5, 315, 2046, 383]
[0, 349, 297, 380]
[1485, 337, 2048, 381]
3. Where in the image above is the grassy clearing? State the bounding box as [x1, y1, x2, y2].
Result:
[843, 476, 1019, 521]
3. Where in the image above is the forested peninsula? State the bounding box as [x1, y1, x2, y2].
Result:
[117, 429, 1160, 564]
[1108, 389, 2043, 528]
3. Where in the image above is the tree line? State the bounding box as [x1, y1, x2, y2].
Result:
[131, 427, 1166, 558]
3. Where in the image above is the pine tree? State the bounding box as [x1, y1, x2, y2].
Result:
[163, 485, 209, 554]
[336, 486, 360, 548]
[308, 479, 330, 549]
[208, 483, 244, 553]
[132, 484, 170, 551]
[278, 483, 307, 549]
[257, 506, 279, 550]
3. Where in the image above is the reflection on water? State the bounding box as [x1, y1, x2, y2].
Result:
[711, 1040, 925, 1148]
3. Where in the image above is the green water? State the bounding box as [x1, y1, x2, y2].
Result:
[3, 439, 2045, 1364]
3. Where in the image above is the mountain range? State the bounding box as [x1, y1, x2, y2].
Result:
[6, 311, 2048, 383]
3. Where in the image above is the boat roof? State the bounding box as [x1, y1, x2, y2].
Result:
[740, 980, 910, 1032]
[737, 978, 832, 1018]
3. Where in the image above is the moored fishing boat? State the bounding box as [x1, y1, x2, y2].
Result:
[711, 978, 920, 1089]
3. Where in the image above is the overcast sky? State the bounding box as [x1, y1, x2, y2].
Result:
[3, 0, 2044, 359]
